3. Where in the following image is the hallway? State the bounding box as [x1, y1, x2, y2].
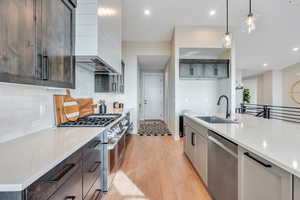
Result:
[104, 136, 212, 200]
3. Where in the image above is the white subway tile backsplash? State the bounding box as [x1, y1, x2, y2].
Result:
[0, 65, 125, 143]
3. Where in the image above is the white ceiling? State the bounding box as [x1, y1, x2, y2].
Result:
[138, 55, 170, 71]
[122, 0, 300, 72]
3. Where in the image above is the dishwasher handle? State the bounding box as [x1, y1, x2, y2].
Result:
[208, 136, 237, 158]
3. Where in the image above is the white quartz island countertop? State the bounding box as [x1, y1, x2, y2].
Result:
[184, 113, 300, 178]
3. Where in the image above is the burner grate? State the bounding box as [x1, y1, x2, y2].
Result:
[59, 114, 121, 127]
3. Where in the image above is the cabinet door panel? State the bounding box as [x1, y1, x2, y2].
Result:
[0, 0, 36, 82]
[48, 165, 82, 200]
[294, 176, 300, 200]
[195, 133, 207, 185]
[42, 0, 75, 87]
[239, 147, 292, 200]
[184, 126, 193, 162]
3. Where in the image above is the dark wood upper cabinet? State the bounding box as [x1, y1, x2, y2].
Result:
[41, 0, 75, 88]
[0, 0, 39, 84]
[0, 0, 76, 88]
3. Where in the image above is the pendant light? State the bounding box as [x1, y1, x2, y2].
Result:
[223, 0, 232, 48]
[245, 0, 256, 34]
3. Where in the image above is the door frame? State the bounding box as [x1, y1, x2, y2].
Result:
[141, 72, 164, 121]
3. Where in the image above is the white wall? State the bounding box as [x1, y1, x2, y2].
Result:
[121, 41, 171, 133]
[243, 77, 258, 104]
[282, 63, 300, 107]
[0, 66, 95, 143]
[171, 26, 235, 139]
[177, 80, 219, 114]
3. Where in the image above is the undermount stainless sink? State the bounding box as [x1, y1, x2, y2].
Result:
[197, 116, 237, 124]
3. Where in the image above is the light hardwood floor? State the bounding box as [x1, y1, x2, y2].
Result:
[104, 135, 212, 200]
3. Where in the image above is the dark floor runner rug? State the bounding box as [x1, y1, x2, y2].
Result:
[138, 120, 172, 136]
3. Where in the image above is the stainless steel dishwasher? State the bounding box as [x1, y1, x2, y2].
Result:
[208, 130, 238, 200]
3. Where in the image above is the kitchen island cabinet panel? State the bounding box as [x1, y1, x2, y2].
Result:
[183, 117, 208, 184]
[238, 147, 292, 200]
[294, 176, 300, 200]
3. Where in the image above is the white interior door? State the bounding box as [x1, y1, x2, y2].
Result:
[143, 74, 164, 120]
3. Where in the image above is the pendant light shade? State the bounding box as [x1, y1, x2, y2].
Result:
[245, 0, 256, 34]
[223, 0, 232, 48]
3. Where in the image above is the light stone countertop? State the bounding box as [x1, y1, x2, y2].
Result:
[184, 112, 300, 178]
[0, 110, 132, 192]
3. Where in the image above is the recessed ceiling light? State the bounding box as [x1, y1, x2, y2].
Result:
[263, 63, 268, 67]
[293, 47, 299, 52]
[209, 10, 216, 16]
[144, 9, 151, 16]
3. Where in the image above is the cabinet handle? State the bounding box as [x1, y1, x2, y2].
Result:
[65, 196, 76, 200]
[42, 54, 49, 80]
[47, 163, 75, 183]
[244, 152, 272, 168]
[90, 140, 101, 149]
[90, 189, 102, 200]
[38, 54, 44, 79]
[191, 132, 195, 146]
[88, 161, 101, 173]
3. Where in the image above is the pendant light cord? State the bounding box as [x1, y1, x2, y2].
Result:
[249, 0, 252, 14]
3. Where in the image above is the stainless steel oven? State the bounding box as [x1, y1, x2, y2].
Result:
[208, 130, 238, 200]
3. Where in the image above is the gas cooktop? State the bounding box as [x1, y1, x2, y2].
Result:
[59, 114, 121, 127]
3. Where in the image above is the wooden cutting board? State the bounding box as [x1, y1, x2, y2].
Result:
[54, 90, 96, 126]
[77, 98, 97, 118]
[63, 89, 80, 121]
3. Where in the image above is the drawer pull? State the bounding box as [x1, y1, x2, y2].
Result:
[89, 161, 101, 173]
[65, 196, 76, 200]
[89, 189, 102, 200]
[94, 189, 102, 200]
[90, 140, 101, 149]
[244, 152, 272, 168]
[47, 164, 75, 183]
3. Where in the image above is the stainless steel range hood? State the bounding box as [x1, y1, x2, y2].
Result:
[76, 56, 117, 74]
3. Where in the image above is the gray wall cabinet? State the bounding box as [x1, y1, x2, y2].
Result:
[179, 59, 230, 80]
[0, 0, 76, 88]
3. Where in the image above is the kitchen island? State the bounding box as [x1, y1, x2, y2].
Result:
[184, 112, 300, 200]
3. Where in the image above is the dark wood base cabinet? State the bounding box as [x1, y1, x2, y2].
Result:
[0, 134, 103, 200]
[48, 165, 82, 200]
